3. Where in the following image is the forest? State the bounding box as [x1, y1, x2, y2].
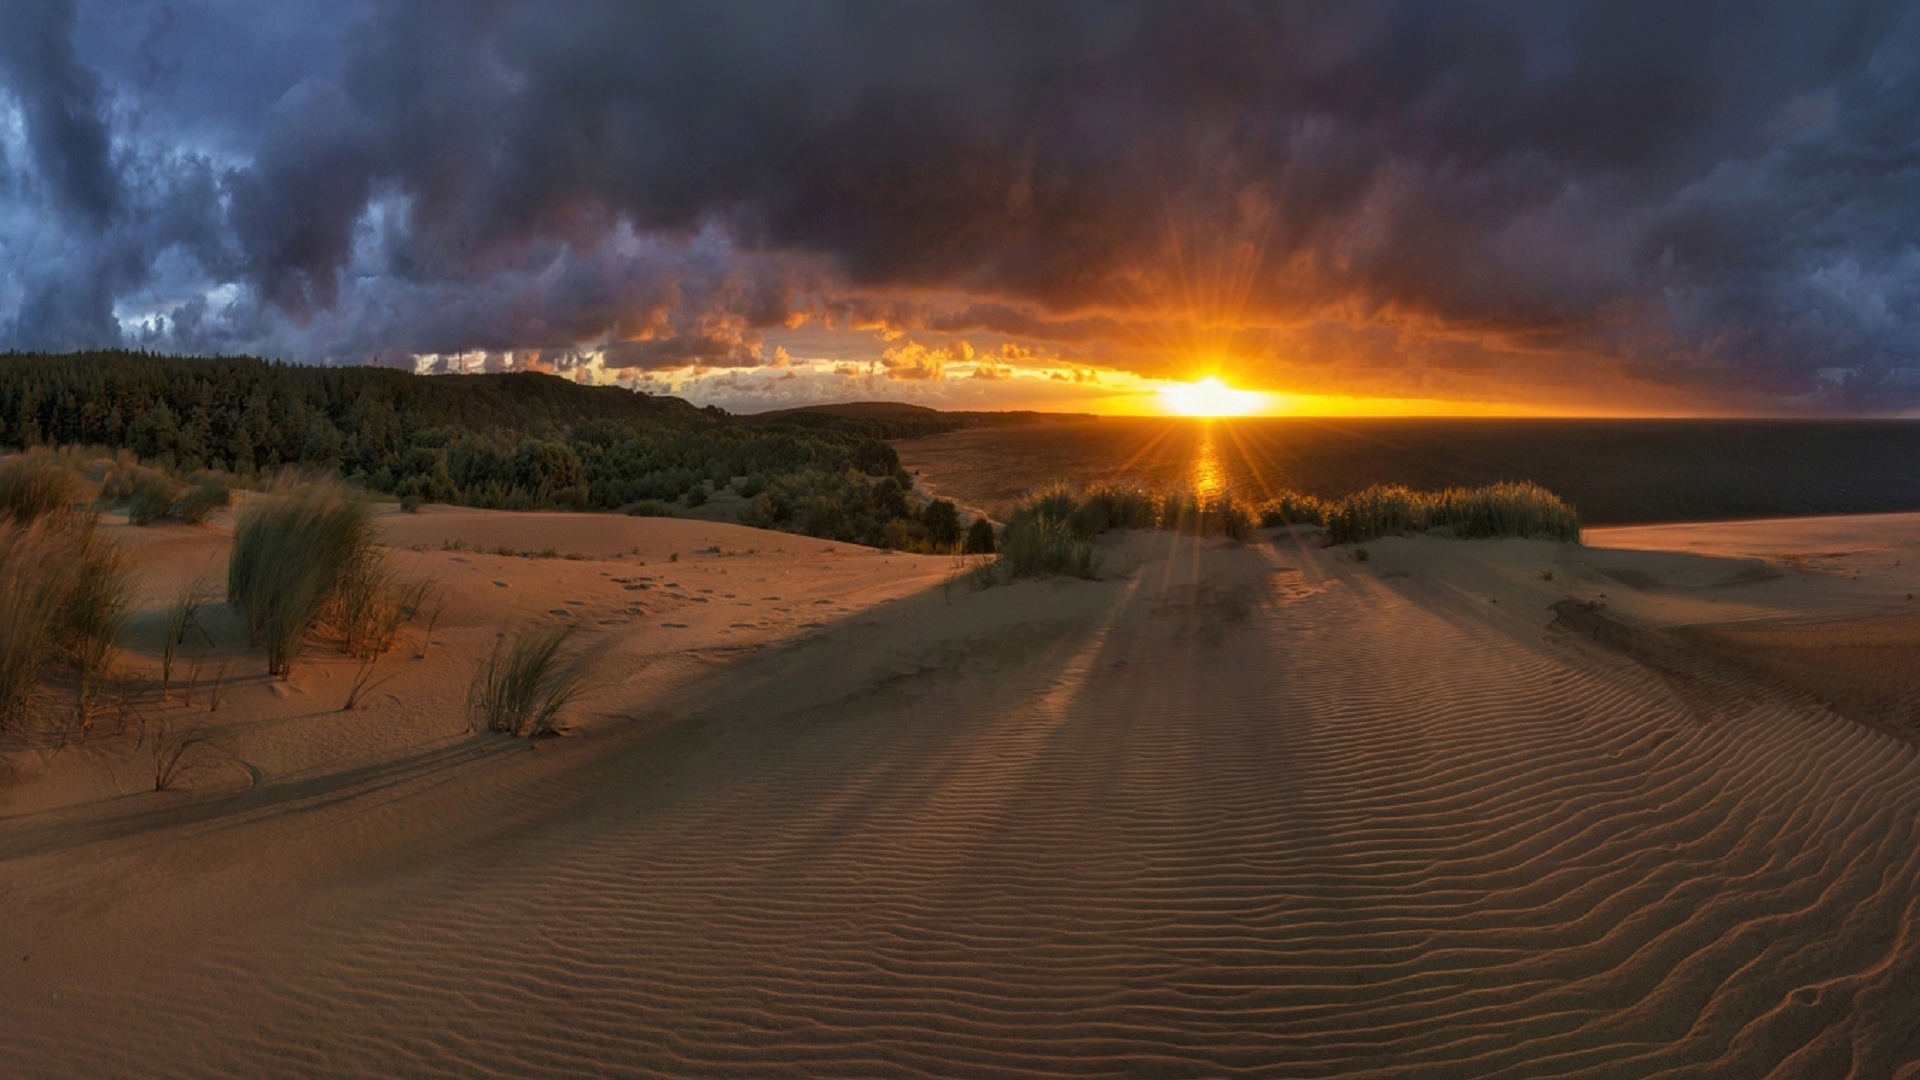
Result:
[0, 352, 983, 551]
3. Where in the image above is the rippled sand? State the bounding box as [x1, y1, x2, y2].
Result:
[5, 509, 1920, 1077]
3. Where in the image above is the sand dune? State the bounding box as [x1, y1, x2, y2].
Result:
[5, 511, 1920, 1077]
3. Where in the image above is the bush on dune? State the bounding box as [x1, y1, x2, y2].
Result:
[963, 517, 997, 555]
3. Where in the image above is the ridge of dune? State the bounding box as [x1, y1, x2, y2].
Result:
[4, 512, 1920, 1077]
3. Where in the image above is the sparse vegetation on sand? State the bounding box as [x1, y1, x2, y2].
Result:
[97, 460, 235, 526]
[978, 478, 1581, 579]
[470, 625, 585, 738]
[227, 480, 377, 677]
[1317, 481, 1581, 544]
[0, 459, 134, 731]
[1247, 482, 1581, 544]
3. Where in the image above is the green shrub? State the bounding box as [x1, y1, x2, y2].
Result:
[921, 499, 961, 547]
[228, 480, 376, 677]
[963, 517, 997, 555]
[470, 624, 585, 738]
[623, 500, 677, 517]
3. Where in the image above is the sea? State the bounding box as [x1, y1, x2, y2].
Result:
[893, 418, 1920, 526]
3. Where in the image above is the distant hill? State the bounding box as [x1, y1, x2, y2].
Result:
[748, 401, 1095, 439]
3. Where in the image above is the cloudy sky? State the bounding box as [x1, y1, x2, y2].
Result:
[1, 1, 1917, 414]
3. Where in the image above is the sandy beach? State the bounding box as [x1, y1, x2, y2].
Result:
[5, 507, 1920, 1077]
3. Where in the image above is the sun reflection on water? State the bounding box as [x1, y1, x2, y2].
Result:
[1191, 422, 1226, 499]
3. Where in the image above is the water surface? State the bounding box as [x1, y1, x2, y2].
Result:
[895, 418, 1920, 525]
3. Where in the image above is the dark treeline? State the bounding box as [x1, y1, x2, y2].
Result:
[0, 352, 969, 549]
[752, 401, 1095, 440]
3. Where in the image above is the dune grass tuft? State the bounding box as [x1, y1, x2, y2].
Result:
[1256, 491, 1328, 528]
[997, 516, 1103, 580]
[0, 455, 82, 524]
[470, 625, 585, 738]
[151, 719, 219, 791]
[107, 463, 232, 526]
[1320, 481, 1580, 544]
[0, 509, 135, 731]
[228, 479, 376, 677]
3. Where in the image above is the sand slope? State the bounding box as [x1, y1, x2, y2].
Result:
[5, 512, 1920, 1077]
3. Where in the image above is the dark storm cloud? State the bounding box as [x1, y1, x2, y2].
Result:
[2, 0, 1919, 407]
[0, 0, 118, 225]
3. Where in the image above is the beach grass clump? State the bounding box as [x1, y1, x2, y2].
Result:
[1425, 481, 1582, 541]
[1007, 481, 1159, 542]
[998, 515, 1102, 579]
[172, 477, 232, 524]
[0, 455, 82, 524]
[1322, 481, 1580, 544]
[1072, 481, 1162, 537]
[61, 521, 134, 685]
[470, 625, 585, 738]
[0, 523, 74, 727]
[330, 546, 404, 658]
[103, 460, 232, 526]
[1257, 490, 1327, 528]
[0, 514, 134, 730]
[1158, 491, 1257, 539]
[124, 471, 178, 525]
[228, 479, 376, 677]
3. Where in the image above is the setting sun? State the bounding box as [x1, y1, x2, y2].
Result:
[1157, 376, 1270, 417]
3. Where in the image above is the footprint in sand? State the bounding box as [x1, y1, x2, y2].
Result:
[661, 622, 689, 628]
[492, 580, 508, 588]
